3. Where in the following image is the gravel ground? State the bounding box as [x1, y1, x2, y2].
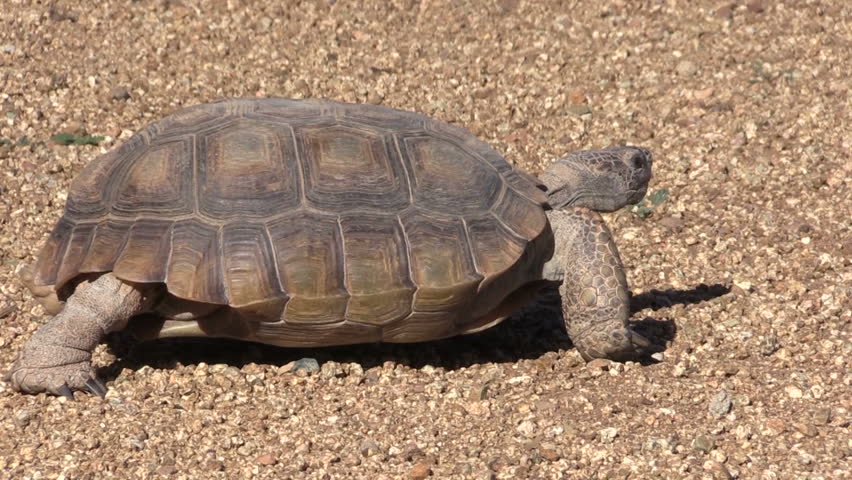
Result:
[1, 1, 850, 479]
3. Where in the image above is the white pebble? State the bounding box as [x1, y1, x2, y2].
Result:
[785, 385, 803, 399]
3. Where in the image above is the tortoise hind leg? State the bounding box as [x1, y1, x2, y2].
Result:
[8, 273, 158, 397]
[550, 208, 650, 361]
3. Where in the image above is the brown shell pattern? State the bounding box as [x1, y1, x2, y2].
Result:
[34, 99, 552, 341]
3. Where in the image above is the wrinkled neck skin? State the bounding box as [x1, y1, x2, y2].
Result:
[538, 164, 603, 284]
[541, 210, 571, 284]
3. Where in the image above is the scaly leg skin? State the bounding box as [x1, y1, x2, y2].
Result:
[551, 208, 650, 361]
[8, 273, 156, 398]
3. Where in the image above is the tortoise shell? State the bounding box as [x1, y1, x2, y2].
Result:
[32, 99, 553, 345]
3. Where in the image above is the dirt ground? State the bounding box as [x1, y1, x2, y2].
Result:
[0, 0, 850, 479]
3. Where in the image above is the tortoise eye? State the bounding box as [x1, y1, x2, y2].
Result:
[631, 154, 646, 170]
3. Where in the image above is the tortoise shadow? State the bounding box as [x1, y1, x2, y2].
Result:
[99, 282, 730, 381]
[627, 283, 731, 358]
[100, 313, 571, 382]
[630, 283, 731, 312]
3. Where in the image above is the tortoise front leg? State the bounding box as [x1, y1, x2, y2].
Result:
[8, 273, 156, 398]
[549, 208, 650, 361]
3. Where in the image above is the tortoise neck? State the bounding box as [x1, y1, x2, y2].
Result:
[542, 210, 566, 283]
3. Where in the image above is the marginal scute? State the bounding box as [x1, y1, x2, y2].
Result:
[221, 223, 286, 308]
[466, 214, 553, 320]
[466, 215, 526, 277]
[339, 213, 414, 325]
[503, 170, 549, 206]
[33, 217, 74, 286]
[112, 219, 173, 283]
[382, 311, 458, 343]
[298, 124, 409, 212]
[251, 97, 325, 120]
[400, 209, 482, 312]
[251, 319, 381, 347]
[198, 120, 300, 219]
[339, 102, 424, 131]
[166, 220, 226, 304]
[152, 102, 231, 137]
[54, 223, 96, 289]
[267, 212, 347, 323]
[78, 220, 132, 275]
[491, 185, 548, 240]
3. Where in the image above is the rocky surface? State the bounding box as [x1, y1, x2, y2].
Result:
[0, 1, 849, 479]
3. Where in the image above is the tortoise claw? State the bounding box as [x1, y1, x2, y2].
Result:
[629, 329, 652, 350]
[85, 377, 107, 398]
[54, 384, 75, 401]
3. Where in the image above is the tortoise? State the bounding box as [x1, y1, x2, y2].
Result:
[8, 98, 653, 397]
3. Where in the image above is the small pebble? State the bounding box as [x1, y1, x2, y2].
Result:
[703, 460, 732, 479]
[693, 87, 715, 101]
[359, 439, 381, 457]
[785, 385, 803, 399]
[734, 425, 753, 440]
[567, 87, 586, 105]
[715, 4, 734, 19]
[692, 434, 715, 453]
[600, 427, 619, 443]
[13, 410, 32, 428]
[764, 418, 786, 435]
[516, 420, 536, 437]
[408, 462, 432, 479]
[320, 361, 344, 379]
[110, 86, 131, 101]
[676, 60, 697, 76]
[709, 391, 732, 418]
[659, 216, 685, 231]
[291, 358, 320, 374]
[813, 408, 832, 425]
[540, 445, 560, 462]
[156, 465, 177, 475]
[128, 435, 147, 451]
[710, 450, 728, 463]
[746, 1, 766, 13]
[566, 104, 592, 117]
[587, 358, 612, 371]
[793, 423, 818, 437]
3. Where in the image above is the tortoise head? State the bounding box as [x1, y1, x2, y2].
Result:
[538, 146, 653, 212]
